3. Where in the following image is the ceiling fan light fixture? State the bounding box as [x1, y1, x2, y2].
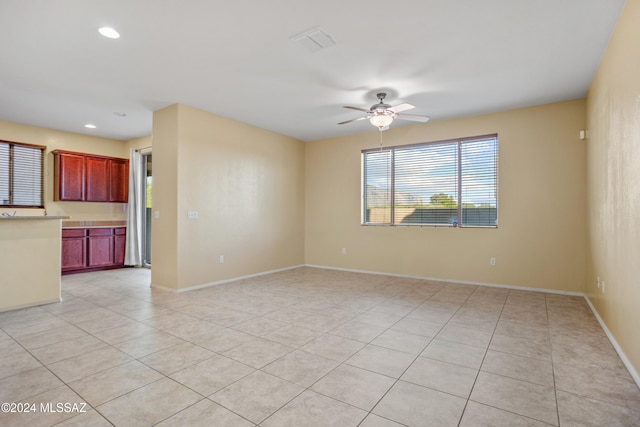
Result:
[369, 114, 393, 128]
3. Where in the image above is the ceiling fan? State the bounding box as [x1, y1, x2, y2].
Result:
[338, 92, 430, 131]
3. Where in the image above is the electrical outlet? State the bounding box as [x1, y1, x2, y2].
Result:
[490, 257, 496, 266]
[188, 210, 198, 219]
[154, 210, 160, 219]
[219, 255, 224, 264]
[602, 280, 606, 293]
[341, 248, 347, 255]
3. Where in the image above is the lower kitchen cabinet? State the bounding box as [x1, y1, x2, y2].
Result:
[61, 227, 127, 274]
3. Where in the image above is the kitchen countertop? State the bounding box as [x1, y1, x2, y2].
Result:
[62, 220, 127, 228]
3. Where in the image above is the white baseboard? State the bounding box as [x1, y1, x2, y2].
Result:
[150, 264, 306, 293]
[584, 296, 640, 388]
[304, 264, 584, 296]
[0, 297, 61, 313]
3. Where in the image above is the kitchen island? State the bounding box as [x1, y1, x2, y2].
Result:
[0, 216, 68, 312]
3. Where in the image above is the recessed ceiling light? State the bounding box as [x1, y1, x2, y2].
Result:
[84, 124, 97, 129]
[98, 27, 120, 39]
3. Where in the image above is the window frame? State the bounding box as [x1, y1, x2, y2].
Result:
[361, 133, 498, 228]
[0, 140, 46, 208]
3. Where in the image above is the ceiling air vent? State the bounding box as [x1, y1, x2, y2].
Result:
[290, 27, 336, 52]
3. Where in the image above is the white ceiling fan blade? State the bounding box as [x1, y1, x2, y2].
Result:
[396, 113, 430, 123]
[389, 103, 415, 113]
[343, 106, 371, 113]
[338, 116, 368, 125]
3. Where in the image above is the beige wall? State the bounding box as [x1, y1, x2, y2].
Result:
[306, 99, 587, 293]
[586, 0, 640, 377]
[152, 104, 305, 290]
[0, 120, 129, 220]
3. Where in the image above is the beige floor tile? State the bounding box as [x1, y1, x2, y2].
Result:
[223, 338, 293, 369]
[553, 359, 640, 409]
[373, 380, 467, 426]
[346, 344, 416, 378]
[329, 320, 387, 343]
[390, 317, 444, 337]
[421, 338, 486, 369]
[311, 364, 395, 411]
[163, 319, 224, 342]
[263, 308, 311, 323]
[557, 390, 640, 426]
[352, 311, 402, 328]
[91, 321, 156, 344]
[3, 267, 638, 427]
[69, 360, 164, 406]
[2, 316, 70, 338]
[0, 366, 63, 402]
[0, 349, 43, 379]
[170, 354, 254, 396]
[54, 409, 112, 427]
[141, 311, 198, 330]
[96, 377, 201, 427]
[359, 414, 406, 427]
[139, 341, 215, 375]
[301, 334, 365, 362]
[402, 356, 478, 398]
[203, 307, 255, 327]
[114, 330, 186, 358]
[210, 371, 303, 424]
[262, 350, 338, 387]
[460, 401, 550, 426]
[48, 347, 132, 383]
[489, 332, 551, 360]
[0, 384, 87, 427]
[262, 389, 367, 427]
[14, 325, 89, 350]
[74, 312, 134, 334]
[156, 399, 254, 427]
[191, 327, 255, 353]
[231, 317, 288, 337]
[371, 329, 432, 355]
[494, 319, 550, 341]
[470, 371, 558, 425]
[262, 324, 322, 348]
[30, 335, 108, 365]
[482, 349, 554, 386]
[436, 323, 493, 348]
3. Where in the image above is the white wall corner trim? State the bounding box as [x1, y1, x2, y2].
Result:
[584, 296, 640, 388]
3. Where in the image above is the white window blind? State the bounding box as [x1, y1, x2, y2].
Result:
[0, 141, 45, 208]
[362, 134, 498, 227]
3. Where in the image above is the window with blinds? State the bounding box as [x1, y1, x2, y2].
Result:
[362, 134, 498, 227]
[0, 141, 45, 208]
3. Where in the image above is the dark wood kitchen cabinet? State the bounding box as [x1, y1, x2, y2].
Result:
[61, 229, 87, 271]
[61, 226, 127, 274]
[55, 152, 85, 201]
[53, 150, 129, 202]
[85, 156, 109, 202]
[109, 159, 129, 203]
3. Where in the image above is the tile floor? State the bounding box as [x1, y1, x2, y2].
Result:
[1, 267, 639, 426]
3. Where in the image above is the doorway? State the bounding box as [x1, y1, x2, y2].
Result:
[143, 152, 152, 266]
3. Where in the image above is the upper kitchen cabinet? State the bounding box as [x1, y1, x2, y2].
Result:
[86, 156, 109, 201]
[53, 150, 129, 202]
[109, 158, 129, 203]
[54, 151, 85, 201]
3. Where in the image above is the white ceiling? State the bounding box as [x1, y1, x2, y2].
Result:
[0, 0, 625, 142]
